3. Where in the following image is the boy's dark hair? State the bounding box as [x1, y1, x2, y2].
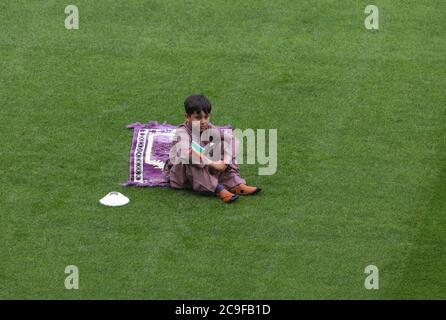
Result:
[184, 94, 212, 115]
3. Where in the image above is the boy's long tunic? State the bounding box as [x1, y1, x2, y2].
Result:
[164, 121, 245, 193]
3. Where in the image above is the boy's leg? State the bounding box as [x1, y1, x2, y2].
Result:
[219, 164, 261, 196]
[169, 164, 238, 202]
[186, 165, 241, 202]
[184, 165, 219, 193]
[217, 165, 246, 190]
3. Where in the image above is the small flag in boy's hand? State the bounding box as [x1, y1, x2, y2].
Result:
[191, 140, 205, 155]
[191, 140, 212, 164]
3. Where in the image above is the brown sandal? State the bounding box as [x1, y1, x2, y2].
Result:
[217, 189, 239, 203]
[230, 184, 261, 196]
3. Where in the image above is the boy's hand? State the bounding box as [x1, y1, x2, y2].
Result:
[209, 160, 227, 171]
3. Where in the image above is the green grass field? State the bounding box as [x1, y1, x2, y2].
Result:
[1, 0, 445, 299]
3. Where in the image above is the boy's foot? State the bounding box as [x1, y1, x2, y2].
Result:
[230, 184, 261, 196]
[217, 189, 239, 203]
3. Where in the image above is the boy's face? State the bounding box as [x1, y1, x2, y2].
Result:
[185, 111, 210, 132]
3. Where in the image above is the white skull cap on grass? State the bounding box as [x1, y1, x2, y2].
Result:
[100, 192, 129, 206]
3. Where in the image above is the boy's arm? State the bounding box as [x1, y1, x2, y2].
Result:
[192, 140, 226, 170]
[172, 128, 208, 168]
[208, 160, 227, 171]
[172, 128, 228, 170]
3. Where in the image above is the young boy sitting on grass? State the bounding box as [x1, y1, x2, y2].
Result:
[164, 94, 261, 203]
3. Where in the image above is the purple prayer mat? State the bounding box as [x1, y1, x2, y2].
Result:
[125, 121, 234, 187]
